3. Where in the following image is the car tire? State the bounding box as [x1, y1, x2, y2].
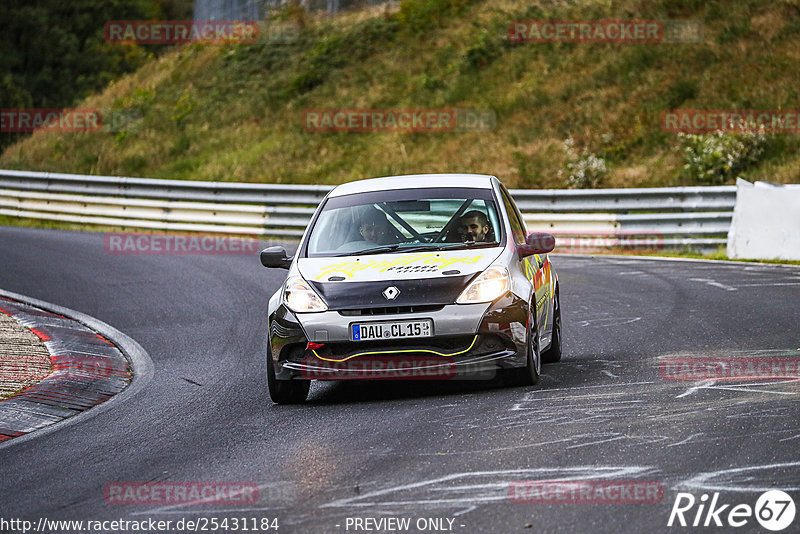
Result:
[541, 288, 562, 364]
[267, 347, 310, 404]
[505, 306, 540, 387]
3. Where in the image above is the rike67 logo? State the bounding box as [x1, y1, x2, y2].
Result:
[668, 490, 796, 531]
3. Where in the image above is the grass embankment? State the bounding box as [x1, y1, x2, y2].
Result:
[1, 0, 799, 188]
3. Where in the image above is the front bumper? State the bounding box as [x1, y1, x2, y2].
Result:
[268, 294, 529, 380]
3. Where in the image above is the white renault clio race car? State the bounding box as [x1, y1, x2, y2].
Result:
[260, 174, 561, 403]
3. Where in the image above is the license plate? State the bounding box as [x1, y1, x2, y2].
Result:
[352, 320, 433, 341]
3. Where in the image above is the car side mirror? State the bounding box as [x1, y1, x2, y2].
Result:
[260, 247, 292, 269]
[517, 232, 555, 257]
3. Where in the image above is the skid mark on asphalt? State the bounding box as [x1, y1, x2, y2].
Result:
[578, 256, 800, 292]
[460, 353, 800, 450]
[666, 433, 704, 448]
[566, 434, 626, 449]
[548, 359, 625, 377]
[576, 317, 642, 327]
[663, 349, 800, 400]
[677, 462, 800, 493]
[319, 466, 658, 509]
[677, 380, 800, 397]
[738, 281, 800, 287]
[689, 278, 738, 291]
[675, 380, 716, 398]
[344, 350, 799, 461]
[681, 268, 800, 290]
[726, 406, 794, 419]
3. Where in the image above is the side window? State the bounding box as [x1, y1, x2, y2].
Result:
[500, 188, 526, 245]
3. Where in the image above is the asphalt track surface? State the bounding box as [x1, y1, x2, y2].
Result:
[1, 225, 799, 534]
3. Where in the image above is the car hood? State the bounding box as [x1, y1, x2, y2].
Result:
[298, 248, 503, 283]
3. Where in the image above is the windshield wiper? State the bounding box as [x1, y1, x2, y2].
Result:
[349, 244, 402, 255]
[336, 241, 498, 257]
[432, 241, 500, 250]
[348, 244, 436, 256]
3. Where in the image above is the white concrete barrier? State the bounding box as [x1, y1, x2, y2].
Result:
[728, 179, 800, 260]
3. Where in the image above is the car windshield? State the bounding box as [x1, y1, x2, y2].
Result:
[305, 188, 503, 257]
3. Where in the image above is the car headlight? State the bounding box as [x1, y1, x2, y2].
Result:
[456, 266, 510, 304]
[283, 276, 328, 313]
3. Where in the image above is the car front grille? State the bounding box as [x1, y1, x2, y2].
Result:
[338, 305, 444, 317]
[315, 334, 479, 359]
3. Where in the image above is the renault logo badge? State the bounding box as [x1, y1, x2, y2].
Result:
[382, 286, 400, 300]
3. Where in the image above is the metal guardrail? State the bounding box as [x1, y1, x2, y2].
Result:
[511, 186, 736, 213]
[0, 169, 736, 252]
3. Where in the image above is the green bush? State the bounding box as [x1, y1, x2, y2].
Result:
[559, 137, 609, 189]
[678, 131, 768, 184]
[461, 31, 503, 71]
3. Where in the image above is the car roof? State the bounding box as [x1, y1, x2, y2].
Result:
[328, 173, 498, 197]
